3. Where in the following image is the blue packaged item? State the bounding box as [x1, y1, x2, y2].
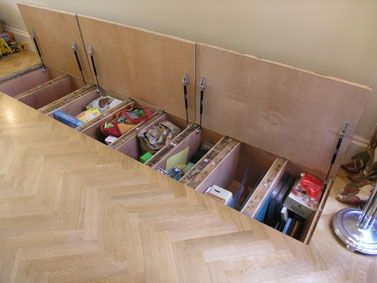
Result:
[167, 167, 184, 181]
[53, 110, 84, 128]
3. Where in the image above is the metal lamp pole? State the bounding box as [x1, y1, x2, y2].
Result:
[333, 183, 377, 255]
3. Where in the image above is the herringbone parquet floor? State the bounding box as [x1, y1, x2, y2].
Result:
[0, 51, 40, 80]
[0, 93, 376, 282]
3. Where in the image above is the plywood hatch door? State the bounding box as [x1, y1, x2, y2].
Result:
[196, 43, 373, 176]
[17, 3, 92, 82]
[77, 15, 196, 122]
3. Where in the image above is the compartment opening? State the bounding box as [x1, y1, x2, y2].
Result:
[183, 138, 330, 243]
[81, 100, 158, 144]
[147, 124, 221, 181]
[14, 74, 83, 109]
[0, 66, 52, 97]
[250, 160, 331, 243]
[50, 89, 125, 128]
[115, 113, 191, 162]
[231, 144, 279, 209]
[183, 140, 277, 210]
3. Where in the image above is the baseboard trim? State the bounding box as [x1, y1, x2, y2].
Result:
[342, 134, 369, 161]
[351, 135, 369, 148]
[3, 25, 35, 52]
[3, 25, 30, 38]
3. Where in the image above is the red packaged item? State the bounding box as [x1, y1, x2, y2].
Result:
[297, 173, 324, 201]
[283, 173, 324, 219]
[101, 107, 153, 138]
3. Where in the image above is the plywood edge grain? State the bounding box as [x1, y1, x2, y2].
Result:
[17, 3, 93, 83]
[13, 74, 70, 101]
[196, 43, 373, 92]
[17, 1, 76, 16]
[77, 14, 195, 45]
[241, 158, 288, 218]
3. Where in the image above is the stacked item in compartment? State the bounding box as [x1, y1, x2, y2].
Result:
[138, 120, 182, 164]
[143, 123, 220, 181]
[202, 169, 325, 241]
[110, 112, 185, 164]
[102, 106, 153, 143]
[156, 140, 214, 181]
[180, 136, 328, 242]
[53, 95, 122, 128]
[258, 173, 325, 240]
[79, 101, 155, 144]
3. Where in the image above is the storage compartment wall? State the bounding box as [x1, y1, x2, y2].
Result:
[77, 15, 196, 122]
[0, 67, 50, 97]
[14, 74, 82, 109]
[18, 3, 92, 83]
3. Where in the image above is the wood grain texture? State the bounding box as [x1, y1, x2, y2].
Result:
[0, 93, 376, 282]
[196, 43, 373, 176]
[0, 66, 50, 97]
[181, 137, 241, 192]
[39, 84, 96, 115]
[14, 74, 81, 109]
[17, 3, 92, 83]
[77, 15, 196, 122]
[242, 158, 288, 217]
[145, 123, 201, 168]
[76, 99, 133, 133]
[0, 50, 41, 82]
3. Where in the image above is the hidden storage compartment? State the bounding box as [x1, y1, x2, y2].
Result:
[47, 88, 99, 118]
[0, 67, 53, 97]
[38, 85, 96, 115]
[14, 74, 83, 109]
[80, 100, 156, 143]
[182, 139, 330, 243]
[146, 125, 221, 180]
[257, 161, 331, 243]
[114, 114, 193, 163]
[183, 141, 277, 210]
[246, 159, 331, 243]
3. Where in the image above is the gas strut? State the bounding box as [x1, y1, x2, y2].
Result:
[182, 73, 189, 125]
[31, 31, 45, 71]
[199, 77, 206, 129]
[72, 41, 86, 84]
[325, 122, 349, 181]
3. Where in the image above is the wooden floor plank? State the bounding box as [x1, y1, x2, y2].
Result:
[0, 50, 40, 80]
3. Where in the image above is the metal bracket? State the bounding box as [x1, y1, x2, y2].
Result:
[182, 73, 189, 86]
[339, 122, 350, 137]
[200, 77, 206, 92]
[88, 45, 101, 93]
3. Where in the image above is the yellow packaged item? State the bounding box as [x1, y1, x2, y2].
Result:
[76, 108, 101, 123]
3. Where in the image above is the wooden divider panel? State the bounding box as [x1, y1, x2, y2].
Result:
[0, 67, 50, 97]
[17, 3, 92, 82]
[77, 15, 196, 122]
[196, 43, 373, 175]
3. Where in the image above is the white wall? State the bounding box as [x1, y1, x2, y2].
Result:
[1, 0, 376, 140]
